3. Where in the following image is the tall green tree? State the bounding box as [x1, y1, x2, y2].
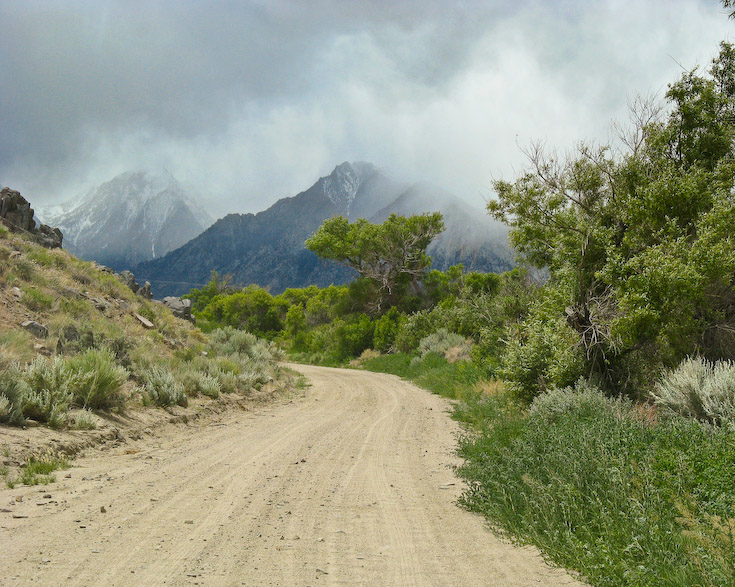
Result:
[489, 43, 735, 397]
[305, 213, 444, 312]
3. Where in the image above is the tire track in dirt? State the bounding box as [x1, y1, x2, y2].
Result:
[0, 364, 584, 586]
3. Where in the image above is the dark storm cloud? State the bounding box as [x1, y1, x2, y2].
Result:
[0, 0, 731, 214]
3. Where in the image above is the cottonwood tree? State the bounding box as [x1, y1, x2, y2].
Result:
[305, 213, 444, 313]
[490, 42, 735, 398]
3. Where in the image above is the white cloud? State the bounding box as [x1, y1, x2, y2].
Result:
[0, 0, 731, 215]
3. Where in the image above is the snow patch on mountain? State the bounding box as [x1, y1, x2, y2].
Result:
[320, 162, 375, 216]
[36, 170, 213, 270]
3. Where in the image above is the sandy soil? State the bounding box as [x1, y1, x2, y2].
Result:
[0, 364, 583, 586]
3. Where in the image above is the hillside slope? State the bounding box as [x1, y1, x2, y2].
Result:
[0, 215, 285, 473]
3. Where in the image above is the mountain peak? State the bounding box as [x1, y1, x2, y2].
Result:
[37, 170, 213, 270]
[321, 161, 377, 215]
[89, 169, 180, 206]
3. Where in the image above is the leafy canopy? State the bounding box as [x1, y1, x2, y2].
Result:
[305, 212, 444, 312]
[489, 42, 735, 398]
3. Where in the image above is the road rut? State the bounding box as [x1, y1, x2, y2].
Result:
[0, 364, 582, 586]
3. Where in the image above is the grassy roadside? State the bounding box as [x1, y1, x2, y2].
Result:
[359, 353, 735, 587]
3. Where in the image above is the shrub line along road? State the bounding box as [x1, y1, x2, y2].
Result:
[0, 364, 582, 586]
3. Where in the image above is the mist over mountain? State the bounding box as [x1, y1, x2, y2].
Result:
[37, 171, 213, 271]
[369, 182, 511, 272]
[135, 162, 514, 297]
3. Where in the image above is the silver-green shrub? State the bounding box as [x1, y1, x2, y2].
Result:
[652, 357, 735, 427]
[208, 327, 258, 356]
[142, 366, 187, 407]
[67, 348, 129, 409]
[177, 365, 221, 399]
[529, 379, 624, 424]
[417, 328, 471, 360]
[22, 356, 75, 426]
[0, 367, 29, 425]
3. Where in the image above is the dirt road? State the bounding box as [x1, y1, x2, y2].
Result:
[0, 365, 582, 586]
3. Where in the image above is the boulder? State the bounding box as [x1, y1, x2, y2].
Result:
[0, 188, 34, 232]
[139, 281, 153, 300]
[117, 270, 153, 299]
[21, 320, 48, 338]
[162, 296, 195, 324]
[35, 224, 63, 249]
[117, 270, 139, 294]
[0, 188, 63, 248]
[134, 313, 154, 329]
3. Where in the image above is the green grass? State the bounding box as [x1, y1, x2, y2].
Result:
[456, 385, 735, 586]
[20, 286, 54, 311]
[359, 355, 735, 586]
[4, 455, 70, 488]
[361, 352, 484, 400]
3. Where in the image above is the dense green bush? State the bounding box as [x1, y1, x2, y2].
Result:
[498, 312, 585, 403]
[372, 308, 400, 353]
[393, 310, 442, 353]
[457, 382, 735, 586]
[336, 314, 374, 359]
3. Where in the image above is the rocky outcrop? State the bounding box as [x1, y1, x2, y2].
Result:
[21, 320, 48, 338]
[35, 224, 63, 249]
[117, 270, 153, 299]
[162, 296, 195, 324]
[0, 187, 63, 248]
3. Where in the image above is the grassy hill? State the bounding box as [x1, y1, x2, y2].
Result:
[0, 223, 289, 485]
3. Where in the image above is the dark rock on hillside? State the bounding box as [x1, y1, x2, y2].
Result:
[0, 188, 63, 249]
[162, 297, 195, 324]
[21, 320, 48, 338]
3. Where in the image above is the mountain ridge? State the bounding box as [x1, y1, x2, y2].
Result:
[135, 162, 514, 297]
[37, 170, 214, 271]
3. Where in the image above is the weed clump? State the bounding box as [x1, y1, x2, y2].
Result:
[66, 348, 128, 409]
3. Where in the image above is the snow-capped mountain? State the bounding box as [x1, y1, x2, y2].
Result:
[135, 162, 514, 297]
[37, 170, 213, 270]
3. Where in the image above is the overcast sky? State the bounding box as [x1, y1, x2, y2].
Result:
[0, 0, 732, 218]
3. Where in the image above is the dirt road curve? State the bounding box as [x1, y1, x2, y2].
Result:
[1, 365, 582, 586]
